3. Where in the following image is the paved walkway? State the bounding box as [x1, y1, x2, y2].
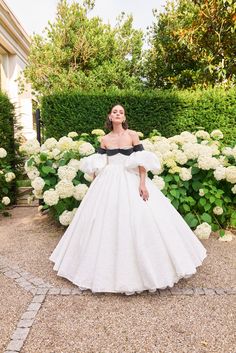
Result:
[0, 207, 235, 353]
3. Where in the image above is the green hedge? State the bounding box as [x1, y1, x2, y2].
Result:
[0, 92, 15, 164]
[41, 88, 236, 144]
[0, 92, 17, 203]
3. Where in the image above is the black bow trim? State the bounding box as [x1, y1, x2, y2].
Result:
[97, 143, 144, 156]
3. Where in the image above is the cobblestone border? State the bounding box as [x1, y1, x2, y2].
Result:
[0, 255, 235, 353]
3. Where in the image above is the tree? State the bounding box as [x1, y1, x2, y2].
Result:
[23, 0, 144, 96]
[145, 0, 236, 89]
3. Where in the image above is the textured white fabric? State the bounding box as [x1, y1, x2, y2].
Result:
[79, 153, 107, 176]
[125, 150, 161, 173]
[50, 151, 207, 295]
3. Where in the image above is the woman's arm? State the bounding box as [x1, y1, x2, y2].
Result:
[129, 130, 149, 201]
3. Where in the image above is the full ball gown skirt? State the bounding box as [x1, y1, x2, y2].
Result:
[49, 145, 207, 295]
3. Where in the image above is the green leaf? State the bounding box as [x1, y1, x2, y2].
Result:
[59, 159, 67, 166]
[40, 153, 47, 161]
[183, 203, 190, 211]
[191, 167, 200, 175]
[204, 203, 211, 212]
[219, 229, 225, 237]
[199, 198, 206, 206]
[192, 181, 202, 191]
[170, 189, 180, 198]
[209, 196, 215, 203]
[201, 213, 212, 223]
[172, 199, 179, 209]
[42, 166, 56, 175]
[184, 212, 198, 228]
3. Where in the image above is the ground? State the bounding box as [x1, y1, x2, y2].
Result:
[0, 206, 235, 353]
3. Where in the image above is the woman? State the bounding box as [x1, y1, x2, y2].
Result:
[50, 104, 207, 295]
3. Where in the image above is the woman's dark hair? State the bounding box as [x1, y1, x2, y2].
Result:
[105, 104, 128, 131]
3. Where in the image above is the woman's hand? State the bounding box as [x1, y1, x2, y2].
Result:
[139, 183, 149, 201]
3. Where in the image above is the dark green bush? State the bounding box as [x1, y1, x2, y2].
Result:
[41, 88, 236, 144]
[0, 92, 17, 203]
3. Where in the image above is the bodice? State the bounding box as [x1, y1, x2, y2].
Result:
[97, 143, 144, 156]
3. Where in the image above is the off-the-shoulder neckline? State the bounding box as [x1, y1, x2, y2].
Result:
[101, 143, 143, 150]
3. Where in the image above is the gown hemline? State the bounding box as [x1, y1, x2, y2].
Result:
[49, 250, 207, 296]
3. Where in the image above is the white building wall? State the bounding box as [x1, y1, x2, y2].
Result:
[0, 0, 35, 140]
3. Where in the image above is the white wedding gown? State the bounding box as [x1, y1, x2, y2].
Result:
[50, 144, 207, 295]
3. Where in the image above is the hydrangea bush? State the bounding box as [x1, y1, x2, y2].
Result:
[0, 147, 16, 212]
[20, 130, 104, 225]
[20, 129, 236, 239]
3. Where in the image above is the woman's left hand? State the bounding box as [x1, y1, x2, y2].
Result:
[139, 184, 149, 201]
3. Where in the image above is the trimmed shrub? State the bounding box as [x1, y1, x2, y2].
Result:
[41, 88, 236, 144]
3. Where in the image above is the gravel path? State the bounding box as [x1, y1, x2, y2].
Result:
[0, 206, 235, 353]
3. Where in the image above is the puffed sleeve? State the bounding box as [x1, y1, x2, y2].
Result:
[79, 147, 107, 176]
[125, 144, 161, 173]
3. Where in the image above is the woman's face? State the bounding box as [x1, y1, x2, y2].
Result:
[109, 105, 125, 124]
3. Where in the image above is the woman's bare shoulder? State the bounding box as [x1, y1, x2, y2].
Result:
[127, 129, 140, 144]
[127, 129, 138, 137]
[100, 133, 112, 147]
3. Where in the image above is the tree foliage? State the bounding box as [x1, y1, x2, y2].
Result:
[23, 0, 144, 96]
[145, 0, 236, 89]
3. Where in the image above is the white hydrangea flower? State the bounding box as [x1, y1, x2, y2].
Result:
[152, 175, 165, 190]
[32, 189, 43, 199]
[68, 131, 78, 138]
[165, 159, 177, 168]
[58, 165, 77, 181]
[182, 143, 199, 160]
[141, 139, 155, 151]
[2, 196, 10, 205]
[31, 177, 45, 191]
[210, 129, 224, 139]
[180, 131, 197, 143]
[213, 166, 226, 181]
[43, 189, 59, 206]
[199, 189, 205, 197]
[56, 136, 74, 152]
[174, 150, 188, 165]
[169, 142, 179, 151]
[78, 142, 95, 156]
[5, 172, 16, 182]
[91, 129, 105, 136]
[231, 185, 236, 194]
[153, 140, 171, 154]
[84, 173, 94, 182]
[67, 159, 81, 172]
[179, 167, 192, 181]
[169, 166, 181, 174]
[213, 206, 223, 215]
[27, 167, 40, 180]
[27, 195, 34, 205]
[0, 148, 7, 158]
[59, 210, 74, 226]
[49, 148, 60, 160]
[19, 139, 40, 155]
[222, 147, 233, 157]
[195, 130, 210, 140]
[197, 156, 220, 170]
[232, 146, 236, 159]
[55, 180, 75, 198]
[44, 137, 58, 150]
[225, 166, 236, 184]
[194, 222, 212, 239]
[73, 184, 88, 201]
